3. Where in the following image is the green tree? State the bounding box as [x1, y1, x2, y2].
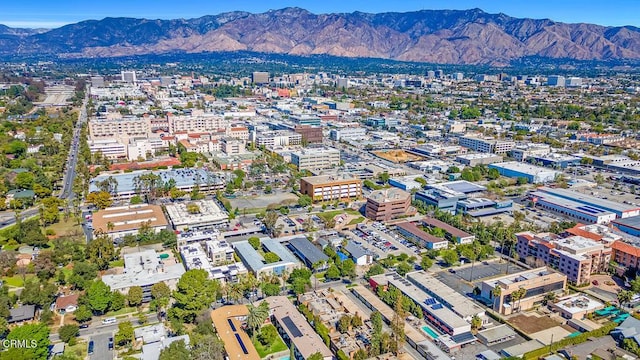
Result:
[263, 252, 280, 263]
[325, 264, 341, 280]
[151, 282, 171, 302]
[257, 324, 277, 347]
[298, 195, 312, 208]
[58, 324, 79, 343]
[130, 195, 144, 205]
[115, 321, 134, 346]
[5, 323, 50, 360]
[378, 172, 390, 184]
[366, 264, 385, 278]
[159, 339, 191, 360]
[261, 283, 280, 296]
[111, 291, 126, 312]
[248, 236, 261, 250]
[441, 249, 459, 266]
[308, 352, 324, 360]
[86, 191, 113, 209]
[246, 302, 270, 338]
[420, 256, 433, 270]
[171, 269, 220, 323]
[340, 259, 356, 279]
[15, 172, 35, 189]
[86, 280, 112, 314]
[471, 315, 482, 331]
[127, 286, 144, 307]
[390, 292, 406, 355]
[86, 235, 116, 270]
[74, 305, 92, 323]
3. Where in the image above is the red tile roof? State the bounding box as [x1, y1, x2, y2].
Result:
[55, 294, 79, 310]
[612, 241, 640, 258]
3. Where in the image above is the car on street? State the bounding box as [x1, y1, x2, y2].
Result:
[88, 341, 94, 355]
[592, 280, 599, 286]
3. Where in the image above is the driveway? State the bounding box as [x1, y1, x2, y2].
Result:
[90, 333, 113, 360]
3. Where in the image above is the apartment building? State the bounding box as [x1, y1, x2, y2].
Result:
[480, 267, 567, 315]
[89, 115, 150, 139]
[291, 148, 340, 171]
[300, 174, 362, 202]
[459, 136, 515, 154]
[516, 232, 611, 285]
[227, 126, 250, 141]
[167, 112, 228, 133]
[365, 188, 415, 221]
[221, 138, 245, 155]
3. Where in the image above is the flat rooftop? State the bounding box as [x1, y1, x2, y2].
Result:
[102, 250, 185, 290]
[233, 238, 300, 273]
[484, 267, 563, 288]
[490, 161, 560, 175]
[165, 200, 228, 226]
[531, 190, 615, 217]
[210, 305, 261, 360]
[301, 174, 359, 185]
[553, 294, 603, 315]
[538, 186, 640, 214]
[287, 237, 329, 265]
[614, 215, 640, 230]
[406, 271, 484, 319]
[438, 180, 487, 194]
[367, 188, 411, 203]
[92, 204, 168, 234]
[265, 297, 333, 359]
[89, 168, 224, 193]
[421, 217, 472, 239]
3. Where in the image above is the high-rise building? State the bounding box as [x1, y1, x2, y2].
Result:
[121, 71, 137, 84]
[251, 71, 269, 85]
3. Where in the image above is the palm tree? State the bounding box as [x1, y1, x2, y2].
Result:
[246, 302, 270, 338]
[491, 286, 502, 310]
[517, 288, 527, 312]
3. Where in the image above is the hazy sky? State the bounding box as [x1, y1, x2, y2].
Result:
[1, 0, 638, 28]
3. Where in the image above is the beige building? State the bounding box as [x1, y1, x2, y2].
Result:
[480, 267, 567, 315]
[89, 115, 150, 139]
[91, 204, 168, 240]
[167, 112, 228, 133]
[300, 174, 362, 203]
[291, 148, 340, 171]
[365, 188, 415, 221]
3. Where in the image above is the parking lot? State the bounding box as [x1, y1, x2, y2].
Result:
[89, 333, 113, 360]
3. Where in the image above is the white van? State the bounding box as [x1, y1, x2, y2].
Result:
[102, 317, 117, 325]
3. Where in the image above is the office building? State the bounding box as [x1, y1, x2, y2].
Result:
[613, 216, 640, 237]
[535, 187, 640, 219]
[91, 204, 168, 240]
[251, 71, 269, 84]
[458, 136, 515, 154]
[480, 267, 567, 315]
[529, 190, 617, 224]
[516, 232, 611, 285]
[566, 77, 583, 87]
[90, 76, 105, 87]
[221, 138, 245, 155]
[365, 188, 415, 221]
[254, 131, 302, 147]
[88, 139, 127, 159]
[455, 153, 503, 166]
[233, 238, 301, 277]
[547, 76, 566, 87]
[179, 243, 246, 283]
[89, 116, 151, 139]
[290, 148, 340, 171]
[510, 144, 551, 162]
[329, 127, 367, 141]
[300, 174, 362, 202]
[395, 222, 449, 250]
[102, 250, 185, 300]
[293, 125, 323, 144]
[167, 113, 227, 133]
[551, 294, 604, 320]
[121, 70, 137, 84]
[421, 217, 475, 244]
[488, 162, 561, 184]
[165, 200, 229, 231]
[265, 296, 333, 360]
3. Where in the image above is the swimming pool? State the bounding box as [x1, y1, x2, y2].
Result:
[422, 325, 439, 339]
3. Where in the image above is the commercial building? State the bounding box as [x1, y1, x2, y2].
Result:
[300, 174, 362, 202]
[233, 238, 301, 277]
[530, 190, 616, 224]
[89, 116, 150, 139]
[251, 71, 269, 84]
[551, 294, 604, 320]
[221, 138, 245, 155]
[516, 232, 611, 285]
[342, 241, 373, 265]
[91, 204, 168, 240]
[535, 187, 640, 219]
[254, 130, 302, 147]
[179, 243, 246, 283]
[488, 162, 561, 184]
[456, 197, 513, 218]
[395, 222, 449, 250]
[165, 200, 229, 231]
[167, 112, 227, 133]
[421, 217, 475, 244]
[480, 267, 567, 315]
[293, 125, 323, 144]
[528, 154, 581, 169]
[369, 273, 472, 337]
[287, 237, 329, 270]
[414, 180, 492, 215]
[291, 148, 340, 171]
[88, 139, 127, 159]
[388, 175, 425, 192]
[458, 136, 515, 154]
[547, 75, 566, 87]
[510, 144, 551, 162]
[329, 127, 367, 141]
[455, 153, 503, 166]
[89, 169, 225, 201]
[613, 215, 640, 237]
[476, 325, 517, 346]
[406, 271, 486, 323]
[210, 305, 261, 360]
[102, 250, 185, 300]
[265, 296, 333, 360]
[365, 188, 415, 221]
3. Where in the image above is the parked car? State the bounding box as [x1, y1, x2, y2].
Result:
[592, 280, 599, 286]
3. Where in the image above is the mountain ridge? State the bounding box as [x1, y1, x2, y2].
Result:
[2, 7, 640, 65]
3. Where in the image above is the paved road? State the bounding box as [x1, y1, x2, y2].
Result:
[0, 208, 40, 229]
[59, 93, 88, 201]
[50, 313, 159, 343]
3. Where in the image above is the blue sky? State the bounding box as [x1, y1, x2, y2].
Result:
[1, 0, 638, 29]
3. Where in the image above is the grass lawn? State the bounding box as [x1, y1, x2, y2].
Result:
[317, 209, 361, 223]
[348, 216, 365, 225]
[251, 325, 288, 358]
[2, 274, 35, 288]
[109, 259, 124, 267]
[64, 339, 87, 359]
[2, 244, 19, 251]
[104, 307, 137, 317]
[46, 218, 83, 238]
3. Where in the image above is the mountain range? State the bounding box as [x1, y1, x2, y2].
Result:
[2, 7, 640, 65]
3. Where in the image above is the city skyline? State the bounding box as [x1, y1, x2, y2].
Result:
[1, 0, 639, 29]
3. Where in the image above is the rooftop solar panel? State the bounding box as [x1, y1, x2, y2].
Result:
[235, 333, 249, 354]
[227, 318, 237, 332]
[282, 316, 303, 338]
[431, 303, 443, 310]
[451, 331, 476, 344]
